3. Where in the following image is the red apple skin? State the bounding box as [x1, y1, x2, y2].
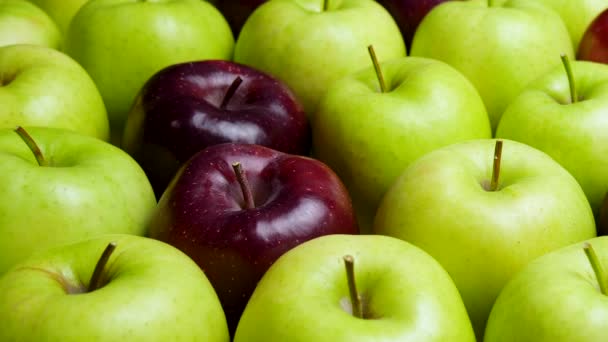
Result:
[147, 143, 359, 333]
[578, 9, 608, 63]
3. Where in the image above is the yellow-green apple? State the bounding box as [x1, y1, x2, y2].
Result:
[578, 8, 608, 63]
[26, 0, 89, 35]
[373, 139, 596, 338]
[0, 44, 109, 140]
[0, 0, 61, 49]
[0, 234, 229, 341]
[234, 234, 476, 342]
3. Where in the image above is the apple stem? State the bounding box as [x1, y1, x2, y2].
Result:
[14, 126, 48, 167]
[343, 255, 364, 319]
[220, 76, 243, 109]
[88, 242, 117, 292]
[489, 140, 503, 191]
[232, 162, 255, 209]
[560, 54, 578, 104]
[367, 45, 388, 93]
[583, 242, 608, 295]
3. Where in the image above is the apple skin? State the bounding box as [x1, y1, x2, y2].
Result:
[373, 139, 596, 339]
[26, 0, 89, 35]
[122, 59, 310, 198]
[578, 8, 608, 64]
[0, 44, 109, 141]
[0, 127, 156, 274]
[213, 0, 268, 36]
[0, 0, 61, 49]
[0, 234, 230, 341]
[148, 142, 359, 333]
[410, 0, 574, 131]
[312, 56, 491, 232]
[484, 236, 608, 341]
[234, 234, 476, 342]
[496, 61, 608, 216]
[234, 0, 405, 116]
[65, 0, 234, 144]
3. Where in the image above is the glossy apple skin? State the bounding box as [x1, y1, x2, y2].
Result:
[578, 9, 608, 63]
[214, 1, 268, 37]
[147, 143, 358, 333]
[123, 60, 310, 198]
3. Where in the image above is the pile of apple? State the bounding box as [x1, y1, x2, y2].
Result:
[2, 0, 608, 341]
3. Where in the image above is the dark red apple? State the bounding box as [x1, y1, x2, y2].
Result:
[122, 60, 310, 198]
[147, 143, 358, 333]
[578, 8, 608, 64]
[214, 1, 268, 37]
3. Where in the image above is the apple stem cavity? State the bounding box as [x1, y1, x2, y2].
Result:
[583, 242, 608, 295]
[232, 162, 255, 209]
[220, 76, 244, 109]
[14, 126, 48, 167]
[88, 242, 117, 292]
[343, 255, 364, 319]
[323, 0, 329, 11]
[560, 54, 578, 104]
[367, 45, 388, 93]
[488, 140, 503, 191]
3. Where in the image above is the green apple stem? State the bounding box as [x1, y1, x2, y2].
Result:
[560, 54, 578, 104]
[88, 242, 117, 292]
[367, 45, 387, 93]
[14, 126, 48, 167]
[489, 140, 503, 191]
[343, 255, 364, 319]
[583, 242, 608, 295]
[220, 76, 243, 109]
[232, 162, 255, 209]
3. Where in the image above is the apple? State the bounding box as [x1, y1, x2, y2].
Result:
[234, 234, 476, 341]
[0, 234, 229, 341]
[484, 237, 608, 341]
[0, 127, 156, 274]
[496, 56, 608, 216]
[373, 139, 597, 338]
[234, 0, 405, 116]
[147, 142, 359, 333]
[410, 0, 574, 131]
[312, 52, 491, 232]
[122, 59, 310, 198]
[0, 44, 109, 141]
[213, 0, 268, 37]
[0, 0, 61, 49]
[65, 0, 234, 145]
[578, 8, 608, 64]
[26, 0, 89, 35]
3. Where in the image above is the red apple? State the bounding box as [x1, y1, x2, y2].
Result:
[578, 8, 608, 63]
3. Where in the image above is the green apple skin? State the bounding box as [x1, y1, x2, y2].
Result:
[65, 0, 234, 144]
[496, 61, 608, 217]
[0, 127, 157, 274]
[410, 0, 574, 131]
[0, 44, 109, 141]
[0, 234, 230, 341]
[26, 0, 89, 35]
[312, 57, 491, 232]
[0, 0, 61, 49]
[234, 0, 406, 116]
[373, 139, 596, 339]
[234, 234, 476, 342]
[484, 236, 608, 341]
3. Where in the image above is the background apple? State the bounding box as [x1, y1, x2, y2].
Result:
[0, 0, 61, 49]
[26, 0, 89, 35]
[578, 8, 608, 63]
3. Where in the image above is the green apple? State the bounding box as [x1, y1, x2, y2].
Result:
[65, 0, 234, 144]
[234, 0, 406, 116]
[0, 127, 156, 274]
[26, 0, 89, 35]
[484, 236, 608, 341]
[496, 58, 608, 216]
[0, 0, 61, 49]
[0, 44, 109, 141]
[373, 139, 596, 339]
[312, 55, 491, 232]
[234, 234, 476, 341]
[0, 234, 229, 341]
[410, 0, 574, 131]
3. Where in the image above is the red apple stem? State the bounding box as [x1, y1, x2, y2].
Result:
[489, 140, 503, 191]
[88, 242, 117, 292]
[343, 255, 364, 319]
[368, 45, 387, 93]
[220, 76, 243, 109]
[583, 242, 608, 295]
[14, 126, 47, 167]
[232, 162, 255, 209]
[560, 54, 578, 104]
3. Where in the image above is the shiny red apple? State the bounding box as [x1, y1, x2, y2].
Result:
[578, 8, 608, 63]
[147, 143, 359, 333]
